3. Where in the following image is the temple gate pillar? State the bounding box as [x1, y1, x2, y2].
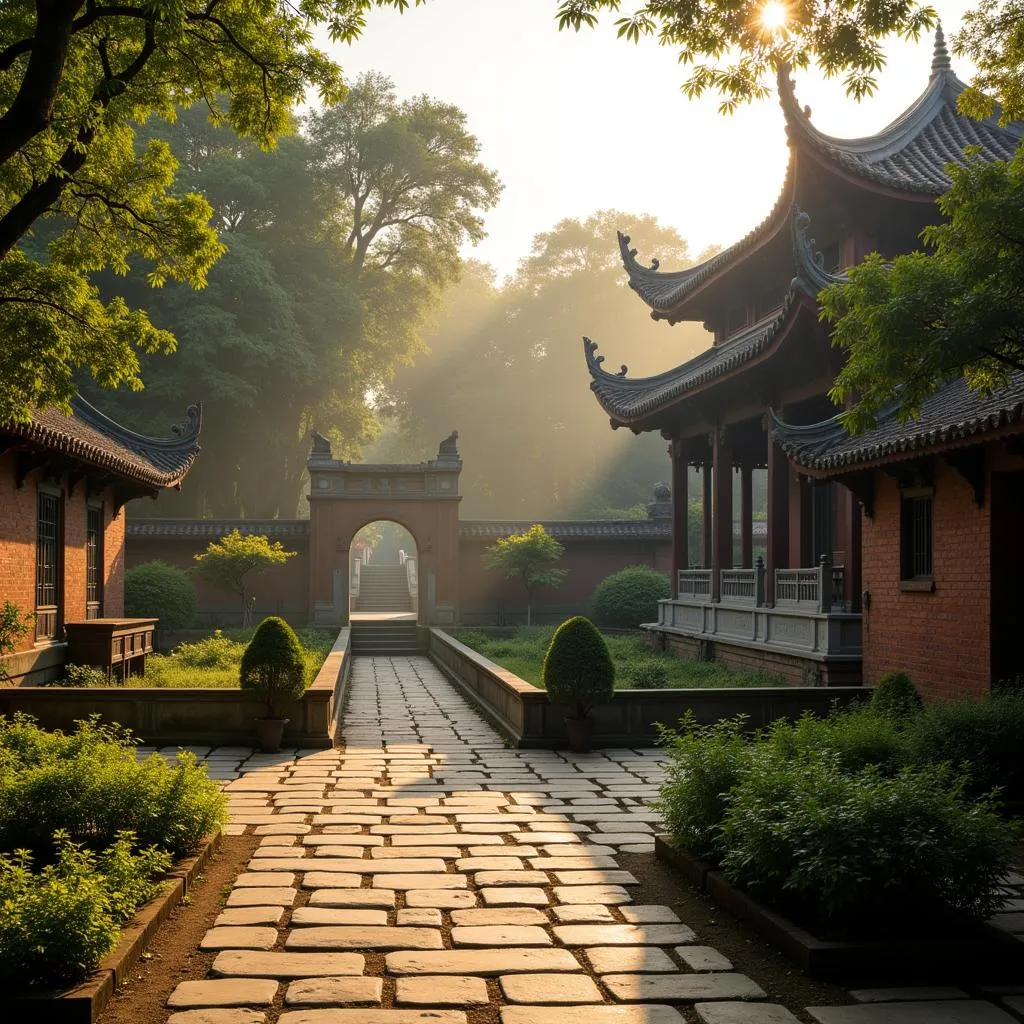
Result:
[740, 461, 753, 569]
[670, 439, 689, 595]
[765, 437, 790, 606]
[711, 428, 733, 601]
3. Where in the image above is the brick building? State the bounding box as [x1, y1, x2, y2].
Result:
[581, 30, 1024, 696]
[0, 397, 201, 683]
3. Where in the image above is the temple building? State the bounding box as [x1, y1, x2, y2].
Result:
[583, 30, 1024, 697]
[0, 397, 201, 683]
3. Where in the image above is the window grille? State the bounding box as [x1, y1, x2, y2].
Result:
[87, 505, 102, 617]
[36, 492, 61, 640]
[901, 494, 933, 580]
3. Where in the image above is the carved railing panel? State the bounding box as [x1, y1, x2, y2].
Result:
[678, 569, 712, 602]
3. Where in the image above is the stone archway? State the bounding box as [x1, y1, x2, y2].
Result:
[306, 431, 461, 626]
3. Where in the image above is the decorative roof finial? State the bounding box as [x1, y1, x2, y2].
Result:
[931, 21, 951, 76]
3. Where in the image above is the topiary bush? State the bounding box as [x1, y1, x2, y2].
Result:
[124, 561, 197, 629]
[871, 670, 924, 721]
[541, 616, 615, 718]
[239, 616, 308, 718]
[591, 566, 671, 628]
[622, 657, 670, 689]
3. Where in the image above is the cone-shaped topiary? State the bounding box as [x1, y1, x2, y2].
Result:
[240, 616, 307, 719]
[871, 670, 924, 721]
[542, 615, 615, 719]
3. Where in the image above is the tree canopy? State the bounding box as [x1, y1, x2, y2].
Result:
[0, 0, 423, 423]
[484, 524, 568, 626]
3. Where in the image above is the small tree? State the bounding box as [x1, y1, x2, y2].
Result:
[125, 561, 197, 629]
[0, 602, 32, 680]
[484, 524, 567, 626]
[193, 531, 296, 628]
[239, 616, 307, 720]
[542, 616, 616, 720]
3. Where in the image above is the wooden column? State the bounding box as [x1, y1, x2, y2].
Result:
[841, 484, 862, 611]
[711, 428, 733, 601]
[740, 462, 753, 569]
[701, 461, 713, 568]
[670, 439, 689, 595]
[766, 438, 790, 606]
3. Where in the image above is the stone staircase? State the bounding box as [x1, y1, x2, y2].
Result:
[354, 563, 412, 613]
[350, 620, 423, 655]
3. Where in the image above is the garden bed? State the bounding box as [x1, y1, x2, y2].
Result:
[8, 832, 222, 1024]
[655, 834, 1024, 985]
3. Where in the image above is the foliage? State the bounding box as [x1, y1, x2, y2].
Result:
[0, 715, 226, 860]
[101, 75, 499, 519]
[871, 671, 924, 721]
[172, 631, 246, 670]
[591, 565, 671, 628]
[656, 714, 753, 860]
[554, 0, 937, 112]
[0, 601, 32, 680]
[124, 561, 196, 629]
[59, 664, 108, 688]
[622, 657, 670, 689]
[905, 688, 1024, 803]
[484, 525, 567, 626]
[454, 626, 780, 689]
[823, 147, 1024, 432]
[0, 832, 169, 991]
[194, 531, 296, 626]
[239, 617, 308, 718]
[765, 706, 907, 774]
[0, 0, 426, 423]
[719, 752, 1014, 926]
[541, 616, 616, 718]
[955, 0, 1024, 124]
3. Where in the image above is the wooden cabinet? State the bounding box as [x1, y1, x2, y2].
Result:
[63, 618, 158, 682]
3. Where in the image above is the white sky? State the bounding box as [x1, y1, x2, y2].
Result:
[328, 0, 974, 280]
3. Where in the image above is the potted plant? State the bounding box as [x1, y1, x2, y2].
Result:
[239, 616, 308, 752]
[542, 615, 615, 753]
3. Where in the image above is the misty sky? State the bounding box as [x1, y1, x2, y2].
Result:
[330, 0, 974, 279]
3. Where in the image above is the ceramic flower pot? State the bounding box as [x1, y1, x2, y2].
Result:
[564, 716, 594, 754]
[255, 716, 289, 753]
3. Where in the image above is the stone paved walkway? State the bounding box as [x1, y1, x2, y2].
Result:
[161, 656, 1024, 1024]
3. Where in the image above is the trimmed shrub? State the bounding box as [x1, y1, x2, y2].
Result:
[124, 561, 197, 629]
[871, 671, 924, 721]
[542, 616, 615, 718]
[622, 657, 670, 689]
[591, 566, 671, 628]
[657, 714, 752, 861]
[906, 688, 1024, 803]
[240, 616, 308, 718]
[719, 751, 1013, 927]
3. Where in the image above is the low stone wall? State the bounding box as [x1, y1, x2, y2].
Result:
[0, 643, 67, 686]
[428, 628, 869, 749]
[0, 628, 351, 748]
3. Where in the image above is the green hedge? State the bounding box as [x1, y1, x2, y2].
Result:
[591, 566, 670, 628]
[124, 561, 197, 629]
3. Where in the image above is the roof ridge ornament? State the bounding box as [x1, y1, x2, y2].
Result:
[931, 21, 951, 77]
[617, 231, 659, 272]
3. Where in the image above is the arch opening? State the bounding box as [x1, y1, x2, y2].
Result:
[349, 520, 418, 622]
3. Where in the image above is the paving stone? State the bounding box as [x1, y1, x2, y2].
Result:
[278, 1012, 467, 1023]
[307, 857, 449, 873]
[850, 989, 969, 1003]
[553, 885, 631, 905]
[456, 857, 526, 871]
[290, 908, 389, 926]
[586, 946, 678, 973]
[375, 846, 459, 859]
[529, 856, 618, 870]
[375, 873, 468, 889]
[501, 1008, 686, 1023]
[385, 948, 583, 975]
[201, 927, 279, 951]
[167, 979, 279, 1008]
[395, 976, 490, 1007]
[235, 872, 299, 887]
[676, 946, 734, 972]
[551, 904, 616, 923]
[451, 925, 552, 947]
[554, 870, 639, 886]
[695, 1003, 801, 1023]
[554, 924, 696, 946]
[308, 888, 397, 908]
[620, 906, 680, 924]
[300, 873, 364, 890]
[603, 973, 766, 1002]
[284, 977, 384, 1006]
[805, 1004, 1018, 1023]
[451, 908, 548, 926]
[499, 973, 603, 1004]
[226, 888, 297, 907]
[211, 951, 365, 978]
[168, 1012, 266, 1024]
[481, 887, 549, 906]
[215, 907, 287, 927]
[304, 835, 384, 847]
[397, 908, 443, 926]
[286, 926, 443, 950]
[406, 889, 477, 909]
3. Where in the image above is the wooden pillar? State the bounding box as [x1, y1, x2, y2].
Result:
[670, 439, 689, 595]
[740, 462, 753, 569]
[766, 438, 790, 606]
[711, 428, 733, 601]
[701, 461, 713, 569]
[842, 484, 862, 611]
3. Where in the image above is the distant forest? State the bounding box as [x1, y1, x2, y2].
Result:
[109, 76, 715, 521]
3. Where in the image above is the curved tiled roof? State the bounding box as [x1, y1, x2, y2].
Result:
[779, 33, 1023, 195]
[770, 375, 1024, 472]
[8, 396, 202, 489]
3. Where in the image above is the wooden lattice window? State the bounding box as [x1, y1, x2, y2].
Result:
[87, 505, 102, 618]
[900, 489, 933, 583]
[36, 491, 61, 641]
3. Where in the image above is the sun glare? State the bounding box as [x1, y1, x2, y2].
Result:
[759, 1, 789, 32]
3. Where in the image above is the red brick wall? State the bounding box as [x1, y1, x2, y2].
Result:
[861, 460, 990, 701]
[0, 453, 38, 653]
[63, 487, 87, 624]
[105, 499, 125, 617]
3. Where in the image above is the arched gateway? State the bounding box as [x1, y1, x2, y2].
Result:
[307, 430, 462, 626]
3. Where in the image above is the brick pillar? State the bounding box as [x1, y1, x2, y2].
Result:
[842, 484, 863, 611]
[766, 438, 790, 606]
[740, 462, 753, 569]
[711, 429, 733, 601]
[701, 461, 713, 569]
[670, 439, 689, 595]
